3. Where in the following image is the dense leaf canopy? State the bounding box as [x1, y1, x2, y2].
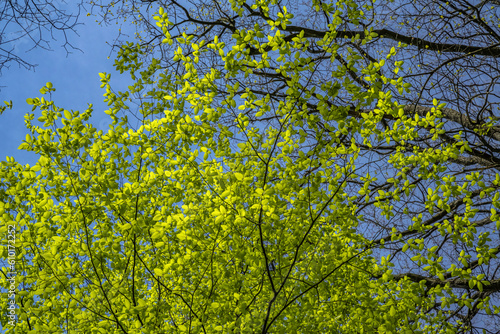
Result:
[1, 0, 500, 333]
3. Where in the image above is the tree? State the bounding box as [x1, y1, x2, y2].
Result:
[1, 0, 500, 333]
[0, 0, 84, 75]
[96, 0, 500, 330]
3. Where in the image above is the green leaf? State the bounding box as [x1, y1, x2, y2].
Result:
[64, 110, 73, 120]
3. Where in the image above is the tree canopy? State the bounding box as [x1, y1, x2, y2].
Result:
[1, 0, 500, 333]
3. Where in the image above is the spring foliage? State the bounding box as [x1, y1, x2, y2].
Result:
[2, 0, 500, 333]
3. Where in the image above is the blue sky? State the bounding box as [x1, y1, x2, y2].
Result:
[0, 11, 133, 166]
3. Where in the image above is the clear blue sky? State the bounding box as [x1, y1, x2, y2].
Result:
[0, 11, 133, 166]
